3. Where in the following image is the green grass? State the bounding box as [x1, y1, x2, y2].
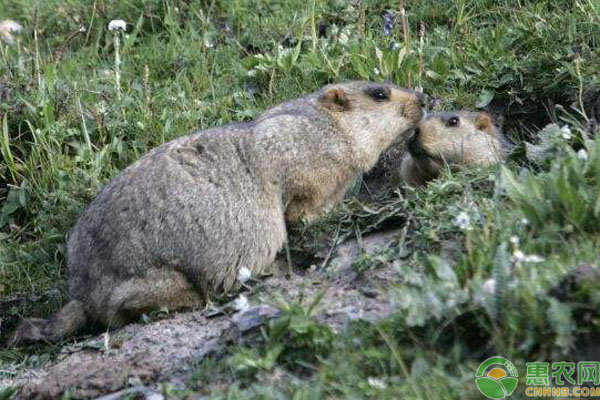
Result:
[1, 0, 600, 398]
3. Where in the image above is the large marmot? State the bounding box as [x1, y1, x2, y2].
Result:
[11, 81, 423, 344]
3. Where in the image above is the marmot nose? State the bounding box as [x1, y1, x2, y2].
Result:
[407, 128, 426, 157]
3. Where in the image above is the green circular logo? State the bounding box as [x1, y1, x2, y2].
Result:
[475, 357, 519, 399]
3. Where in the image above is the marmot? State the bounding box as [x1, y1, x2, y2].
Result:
[400, 111, 506, 187]
[11, 81, 423, 344]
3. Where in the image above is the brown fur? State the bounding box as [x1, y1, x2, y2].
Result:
[400, 111, 506, 187]
[10, 81, 422, 344]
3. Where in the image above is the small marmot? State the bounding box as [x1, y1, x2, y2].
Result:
[11, 81, 423, 344]
[400, 111, 506, 187]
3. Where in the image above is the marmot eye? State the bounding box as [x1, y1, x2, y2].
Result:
[370, 89, 389, 102]
[446, 116, 460, 127]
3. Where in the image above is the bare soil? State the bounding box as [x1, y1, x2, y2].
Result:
[1, 230, 404, 399]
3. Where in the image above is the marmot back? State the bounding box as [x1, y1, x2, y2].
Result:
[11, 81, 423, 344]
[400, 111, 507, 187]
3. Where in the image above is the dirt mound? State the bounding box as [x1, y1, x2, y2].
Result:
[2, 231, 403, 399]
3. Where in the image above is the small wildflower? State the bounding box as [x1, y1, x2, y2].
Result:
[560, 125, 572, 140]
[524, 254, 544, 263]
[520, 218, 529, 226]
[233, 294, 250, 311]
[513, 250, 544, 263]
[0, 20, 23, 45]
[367, 377, 387, 389]
[338, 32, 349, 45]
[454, 212, 472, 231]
[237, 266, 252, 284]
[509, 235, 520, 245]
[389, 41, 400, 51]
[513, 250, 526, 262]
[108, 19, 127, 32]
[383, 10, 395, 36]
[373, 67, 380, 75]
[79, 26, 86, 33]
[577, 149, 588, 161]
[482, 279, 496, 295]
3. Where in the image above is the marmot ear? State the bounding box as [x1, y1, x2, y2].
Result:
[475, 112, 493, 133]
[319, 87, 350, 112]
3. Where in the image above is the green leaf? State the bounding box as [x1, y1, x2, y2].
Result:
[476, 89, 494, 108]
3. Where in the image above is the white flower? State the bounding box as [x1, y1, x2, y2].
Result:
[233, 294, 250, 311]
[524, 254, 544, 263]
[367, 377, 387, 389]
[237, 266, 252, 283]
[513, 250, 544, 263]
[560, 125, 572, 140]
[338, 32, 349, 45]
[509, 235, 520, 245]
[373, 67, 380, 75]
[453, 212, 472, 230]
[520, 218, 530, 226]
[482, 279, 496, 295]
[577, 149, 588, 161]
[108, 19, 127, 32]
[513, 250, 526, 262]
[0, 20, 23, 45]
[203, 37, 214, 48]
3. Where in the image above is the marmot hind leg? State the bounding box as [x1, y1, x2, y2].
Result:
[102, 268, 204, 328]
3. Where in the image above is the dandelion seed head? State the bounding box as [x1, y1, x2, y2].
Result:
[0, 20, 23, 45]
[108, 19, 127, 32]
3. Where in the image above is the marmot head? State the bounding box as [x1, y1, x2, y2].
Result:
[317, 81, 424, 171]
[400, 111, 507, 186]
